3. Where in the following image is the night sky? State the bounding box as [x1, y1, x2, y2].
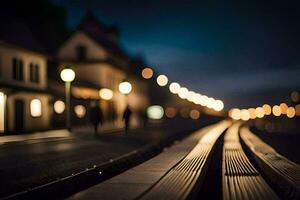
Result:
[51, 0, 300, 108]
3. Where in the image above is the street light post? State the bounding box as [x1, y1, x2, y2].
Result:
[60, 68, 75, 131]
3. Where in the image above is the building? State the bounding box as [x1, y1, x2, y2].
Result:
[0, 22, 51, 134]
[56, 12, 149, 128]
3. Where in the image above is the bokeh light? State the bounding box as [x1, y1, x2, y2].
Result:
[141, 67, 153, 79]
[178, 87, 189, 99]
[165, 107, 177, 118]
[248, 108, 256, 119]
[262, 104, 272, 115]
[54, 100, 65, 114]
[255, 107, 265, 118]
[286, 107, 295, 118]
[189, 109, 200, 119]
[279, 103, 288, 114]
[272, 105, 281, 117]
[156, 75, 168, 86]
[240, 109, 250, 121]
[291, 91, 300, 102]
[169, 82, 180, 94]
[147, 105, 164, 119]
[74, 105, 86, 118]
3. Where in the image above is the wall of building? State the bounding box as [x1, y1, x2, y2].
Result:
[6, 92, 51, 132]
[57, 31, 108, 61]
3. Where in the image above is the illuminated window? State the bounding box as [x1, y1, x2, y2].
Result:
[0, 92, 5, 132]
[74, 105, 86, 118]
[30, 99, 42, 117]
[54, 100, 65, 114]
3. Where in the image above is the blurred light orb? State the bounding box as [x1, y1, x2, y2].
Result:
[230, 108, 241, 120]
[147, 105, 164, 119]
[295, 104, 300, 116]
[141, 67, 153, 79]
[74, 105, 86, 118]
[190, 109, 200, 119]
[214, 100, 224, 111]
[99, 88, 113, 100]
[156, 75, 168, 86]
[187, 91, 195, 102]
[30, 99, 42, 117]
[192, 93, 202, 104]
[240, 109, 250, 121]
[291, 91, 300, 102]
[248, 108, 256, 119]
[207, 98, 215, 109]
[255, 107, 265, 118]
[272, 105, 281, 117]
[178, 87, 189, 99]
[199, 95, 208, 106]
[165, 107, 177, 118]
[60, 68, 75, 82]
[286, 107, 296, 118]
[119, 81, 132, 94]
[169, 82, 181, 94]
[54, 100, 65, 114]
[279, 103, 288, 114]
[262, 104, 272, 115]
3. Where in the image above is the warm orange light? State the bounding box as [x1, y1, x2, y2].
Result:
[262, 104, 272, 115]
[187, 91, 195, 102]
[213, 100, 224, 111]
[230, 108, 241, 120]
[156, 75, 168, 86]
[272, 105, 281, 117]
[291, 91, 300, 103]
[178, 87, 189, 99]
[279, 103, 288, 114]
[99, 88, 113, 100]
[295, 104, 300, 116]
[141, 67, 153, 79]
[286, 107, 295, 118]
[165, 107, 177, 118]
[248, 108, 256, 119]
[169, 82, 180, 94]
[189, 109, 200, 119]
[240, 109, 250, 121]
[255, 107, 265, 118]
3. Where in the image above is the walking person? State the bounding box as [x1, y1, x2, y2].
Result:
[89, 102, 103, 135]
[122, 106, 132, 133]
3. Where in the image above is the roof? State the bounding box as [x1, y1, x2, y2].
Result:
[76, 11, 127, 58]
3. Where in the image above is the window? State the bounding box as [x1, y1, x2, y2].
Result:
[12, 58, 24, 81]
[76, 45, 87, 60]
[30, 99, 42, 117]
[30, 63, 40, 83]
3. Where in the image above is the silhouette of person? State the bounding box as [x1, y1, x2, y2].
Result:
[122, 106, 132, 133]
[89, 102, 103, 135]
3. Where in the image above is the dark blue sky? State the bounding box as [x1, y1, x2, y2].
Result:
[51, 0, 300, 108]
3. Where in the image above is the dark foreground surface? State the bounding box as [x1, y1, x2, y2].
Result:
[0, 117, 219, 198]
[250, 126, 300, 165]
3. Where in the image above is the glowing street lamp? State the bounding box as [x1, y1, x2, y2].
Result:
[119, 81, 132, 95]
[99, 88, 113, 100]
[60, 67, 75, 130]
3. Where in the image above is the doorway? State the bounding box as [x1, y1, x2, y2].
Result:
[14, 99, 24, 132]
